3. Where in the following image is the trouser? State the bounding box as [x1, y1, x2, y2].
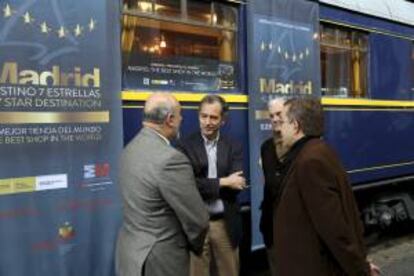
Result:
[190, 219, 239, 276]
[266, 245, 277, 276]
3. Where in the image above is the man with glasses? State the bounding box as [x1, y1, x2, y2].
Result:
[271, 97, 380, 276]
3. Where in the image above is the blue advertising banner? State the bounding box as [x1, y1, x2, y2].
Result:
[247, 0, 320, 250]
[0, 1, 122, 275]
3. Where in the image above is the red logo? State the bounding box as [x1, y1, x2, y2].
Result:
[83, 163, 110, 179]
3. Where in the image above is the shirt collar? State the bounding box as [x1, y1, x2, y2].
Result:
[202, 132, 220, 146]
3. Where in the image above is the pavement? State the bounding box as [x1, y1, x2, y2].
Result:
[368, 233, 414, 276]
[245, 226, 414, 276]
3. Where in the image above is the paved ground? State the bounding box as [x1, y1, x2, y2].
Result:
[368, 233, 414, 276]
[245, 224, 414, 276]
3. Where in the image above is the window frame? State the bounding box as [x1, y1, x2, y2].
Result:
[319, 23, 370, 98]
[121, 0, 242, 93]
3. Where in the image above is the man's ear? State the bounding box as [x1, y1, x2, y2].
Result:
[165, 113, 174, 127]
[293, 120, 301, 133]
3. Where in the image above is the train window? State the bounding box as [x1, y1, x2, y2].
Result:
[121, 0, 239, 92]
[412, 44, 414, 94]
[155, 0, 181, 18]
[187, 1, 211, 24]
[123, 0, 181, 16]
[320, 24, 369, 98]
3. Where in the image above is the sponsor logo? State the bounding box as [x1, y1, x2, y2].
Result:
[36, 174, 67, 191]
[32, 222, 76, 252]
[58, 221, 75, 241]
[83, 163, 109, 179]
[0, 174, 67, 196]
[81, 163, 112, 191]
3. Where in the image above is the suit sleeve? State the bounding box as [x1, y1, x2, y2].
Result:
[208, 140, 244, 200]
[297, 158, 370, 276]
[177, 138, 243, 201]
[230, 140, 244, 173]
[159, 151, 209, 255]
[175, 140, 219, 200]
[189, 139, 243, 198]
[260, 142, 271, 184]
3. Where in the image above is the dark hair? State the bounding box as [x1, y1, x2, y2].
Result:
[284, 97, 324, 137]
[143, 101, 174, 124]
[199, 94, 228, 116]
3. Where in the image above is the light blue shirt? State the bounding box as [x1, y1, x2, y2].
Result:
[203, 133, 224, 215]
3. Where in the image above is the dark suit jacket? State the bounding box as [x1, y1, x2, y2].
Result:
[273, 138, 370, 276]
[259, 138, 280, 247]
[177, 131, 243, 248]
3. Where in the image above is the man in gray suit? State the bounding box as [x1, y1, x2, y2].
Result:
[116, 93, 209, 276]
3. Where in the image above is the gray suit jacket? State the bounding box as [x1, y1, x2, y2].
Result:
[115, 127, 209, 276]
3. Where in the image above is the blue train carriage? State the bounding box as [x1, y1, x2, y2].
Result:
[120, 0, 414, 250]
[319, 0, 414, 229]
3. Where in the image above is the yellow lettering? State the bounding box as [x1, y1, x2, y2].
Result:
[19, 70, 39, 84]
[0, 62, 101, 88]
[260, 78, 275, 93]
[82, 68, 100, 88]
[0, 62, 17, 84]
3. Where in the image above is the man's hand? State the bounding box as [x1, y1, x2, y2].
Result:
[220, 171, 246, 190]
[369, 261, 381, 276]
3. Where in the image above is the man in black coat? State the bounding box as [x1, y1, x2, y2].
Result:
[177, 95, 246, 276]
[260, 98, 285, 276]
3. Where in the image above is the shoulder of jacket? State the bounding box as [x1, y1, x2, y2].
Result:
[221, 134, 241, 147]
[261, 138, 273, 149]
[180, 131, 201, 145]
[296, 139, 334, 165]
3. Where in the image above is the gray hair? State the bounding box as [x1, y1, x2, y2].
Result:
[284, 96, 324, 137]
[143, 99, 175, 124]
[267, 97, 287, 110]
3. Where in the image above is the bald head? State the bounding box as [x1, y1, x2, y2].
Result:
[268, 98, 285, 111]
[143, 93, 182, 140]
[143, 93, 179, 124]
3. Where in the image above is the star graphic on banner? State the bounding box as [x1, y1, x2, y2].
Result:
[3, 3, 13, 18]
[40, 21, 51, 34]
[57, 26, 66, 38]
[88, 18, 96, 31]
[260, 41, 265, 51]
[22, 11, 34, 24]
[74, 24, 83, 36]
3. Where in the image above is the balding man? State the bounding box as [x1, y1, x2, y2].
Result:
[115, 93, 209, 276]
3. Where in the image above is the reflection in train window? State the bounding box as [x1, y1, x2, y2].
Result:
[121, 0, 239, 92]
[320, 24, 369, 98]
